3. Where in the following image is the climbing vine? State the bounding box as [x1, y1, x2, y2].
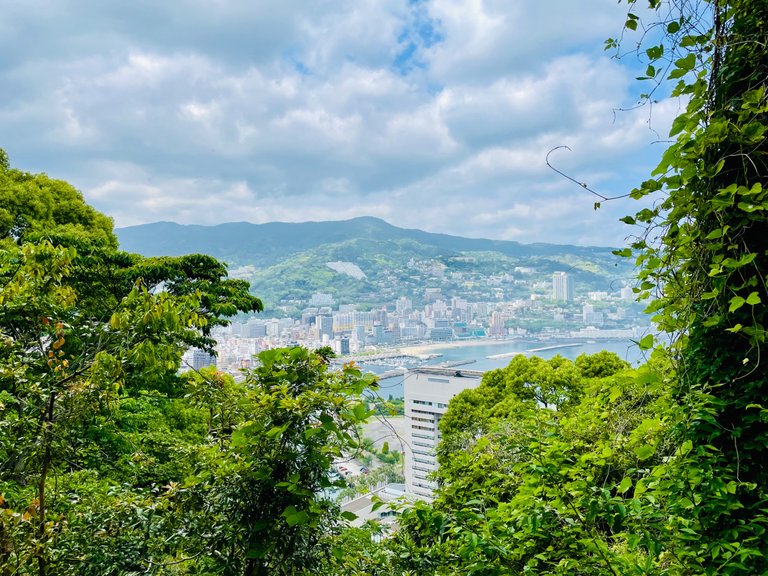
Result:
[616, 1, 768, 572]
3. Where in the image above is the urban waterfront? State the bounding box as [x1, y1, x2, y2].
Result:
[360, 338, 645, 398]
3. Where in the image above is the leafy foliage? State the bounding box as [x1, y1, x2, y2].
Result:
[2, 2, 766, 570]
[0, 151, 264, 574]
[327, 2, 768, 574]
[174, 347, 378, 575]
[615, 0, 768, 571]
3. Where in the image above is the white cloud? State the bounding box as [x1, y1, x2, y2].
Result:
[0, 0, 675, 246]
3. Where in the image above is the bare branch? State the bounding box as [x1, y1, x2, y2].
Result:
[545, 146, 632, 202]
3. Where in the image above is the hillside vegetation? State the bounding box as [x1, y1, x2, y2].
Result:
[118, 220, 633, 308]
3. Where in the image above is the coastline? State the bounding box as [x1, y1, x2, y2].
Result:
[397, 338, 517, 356]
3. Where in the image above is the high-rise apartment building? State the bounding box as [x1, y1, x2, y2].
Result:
[333, 336, 350, 355]
[316, 315, 334, 341]
[333, 312, 354, 333]
[189, 348, 216, 371]
[489, 310, 507, 337]
[396, 296, 412, 314]
[552, 271, 574, 301]
[404, 367, 484, 500]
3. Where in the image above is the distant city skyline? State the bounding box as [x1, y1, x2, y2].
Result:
[208, 282, 646, 376]
[2, 0, 676, 246]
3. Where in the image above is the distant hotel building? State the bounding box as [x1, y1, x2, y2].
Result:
[189, 348, 216, 371]
[552, 271, 574, 301]
[333, 336, 350, 355]
[316, 315, 334, 341]
[404, 367, 484, 500]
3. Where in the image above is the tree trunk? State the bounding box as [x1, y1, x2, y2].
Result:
[36, 389, 56, 576]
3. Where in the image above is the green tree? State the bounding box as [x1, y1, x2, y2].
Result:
[0, 149, 262, 575]
[175, 347, 377, 575]
[438, 354, 587, 442]
[376, 357, 671, 575]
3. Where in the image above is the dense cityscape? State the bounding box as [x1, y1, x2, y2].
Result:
[187, 270, 650, 376]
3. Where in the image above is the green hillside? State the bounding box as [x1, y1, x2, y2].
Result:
[117, 218, 634, 308]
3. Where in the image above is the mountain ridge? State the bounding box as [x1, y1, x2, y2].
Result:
[115, 216, 618, 266]
[115, 217, 631, 309]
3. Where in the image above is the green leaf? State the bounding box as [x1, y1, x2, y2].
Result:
[634, 445, 656, 460]
[266, 424, 288, 438]
[742, 122, 767, 142]
[282, 506, 309, 527]
[746, 292, 761, 305]
[352, 402, 369, 421]
[340, 511, 358, 521]
[669, 114, 688, 137]
[646, 44, 664, 60]
[705, 228, 723, 240]
[729, 296, 746, 312]
[618, 476, 633, 494]
[303, 427, 324, 439]
[737, 202, 764, 213]
[675, 53, 696, 71]
[742, 86, 765, 106]
[638, 334, 654, 350]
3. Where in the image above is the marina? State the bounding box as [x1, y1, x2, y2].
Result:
[359, 338, 643, 398]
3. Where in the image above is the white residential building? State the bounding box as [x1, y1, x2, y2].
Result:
[404, 367, 484, 500]
[552, 271, 574, 301]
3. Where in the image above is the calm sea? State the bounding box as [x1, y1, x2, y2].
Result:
[362, 339, 646, 399]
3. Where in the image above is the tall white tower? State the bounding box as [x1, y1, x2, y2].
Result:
[403, 367, 483, 500]
[552, 271, 574, 301]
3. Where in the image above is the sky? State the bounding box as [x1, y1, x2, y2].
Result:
[1, 0, 681, 246]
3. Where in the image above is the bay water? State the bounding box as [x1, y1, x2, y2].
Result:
[363, 339, 646, 399]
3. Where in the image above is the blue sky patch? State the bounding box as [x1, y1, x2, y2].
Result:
[393, 2, 444, 75]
